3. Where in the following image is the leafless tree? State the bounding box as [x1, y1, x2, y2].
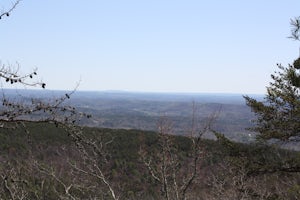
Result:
[204, 158, 300, 200]
[0, 0, 90, 130]
[0, 2, 100, 199]
[68, 129, 119, 200]
[140, 103, 218, 200]
[0, 1, 120, 198]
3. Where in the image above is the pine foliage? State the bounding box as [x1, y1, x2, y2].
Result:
[244, 17, 300, 142]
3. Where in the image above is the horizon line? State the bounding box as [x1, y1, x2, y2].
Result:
[0, 88, 265, 96]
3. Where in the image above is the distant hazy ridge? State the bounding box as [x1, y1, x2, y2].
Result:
[3, 89, 261, 142]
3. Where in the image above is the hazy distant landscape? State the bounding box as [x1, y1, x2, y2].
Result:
[5, 89, 257, 142]
[70, 91, 260, 141]
[3, 89, 258, 141]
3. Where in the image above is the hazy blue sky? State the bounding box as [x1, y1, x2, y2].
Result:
[1, 0, 300, 94]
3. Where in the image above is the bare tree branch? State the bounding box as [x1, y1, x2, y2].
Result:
[0, 0, 21, 20]
[34, 161, 77, 200]
[67, 128, 119, 200]
[140, 104, 218, 200]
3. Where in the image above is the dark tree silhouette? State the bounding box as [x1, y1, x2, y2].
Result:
[244, 17, 300, 143]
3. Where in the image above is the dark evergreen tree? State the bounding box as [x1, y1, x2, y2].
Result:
[244, 17, 300, 142]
